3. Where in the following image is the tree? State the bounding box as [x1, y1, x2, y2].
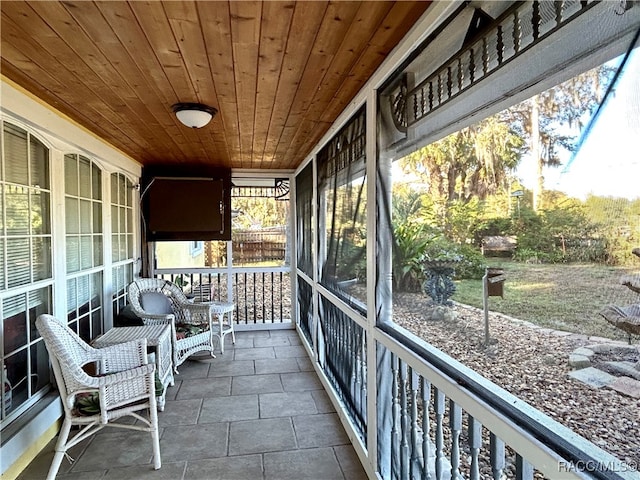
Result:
[231, 196, 288, 229]
[584, 194, 640, 265]
[398, 116, 523, 234]
[502, 65, 614, 211]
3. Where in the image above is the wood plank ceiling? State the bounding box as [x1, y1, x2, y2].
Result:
[0, 1, 431, 170]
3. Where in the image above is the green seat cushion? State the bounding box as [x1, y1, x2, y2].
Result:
[72, 374, 165, 416]
[73, 392, 101, 416]
[175, 322, 209, 339]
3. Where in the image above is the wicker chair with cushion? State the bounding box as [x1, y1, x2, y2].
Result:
[35, 314, 161, 480]
[127, 278, 221, 371]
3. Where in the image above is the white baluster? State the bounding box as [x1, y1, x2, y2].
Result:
[434, 388, 446, 480]
[449, 401, 462, 480]
[516, 454, 534, 480]
[409, 369, 420, 479]
[468, 415, 482, 480]
[400, 361, 409, 479]
[391, 354, 400, 477]
[421, 379, 432, 480]
[490, 433, 505, 480]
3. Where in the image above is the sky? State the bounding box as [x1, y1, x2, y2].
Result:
[516, 47, 640, 201]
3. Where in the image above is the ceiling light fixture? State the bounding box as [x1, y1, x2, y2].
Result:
[172, 102, 217, 128]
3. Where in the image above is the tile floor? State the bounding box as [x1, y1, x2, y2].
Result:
[17, 329, 369, 480]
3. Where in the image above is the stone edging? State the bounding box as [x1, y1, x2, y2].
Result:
[568, 343, 640, 398]
[452, 301, 640, 399]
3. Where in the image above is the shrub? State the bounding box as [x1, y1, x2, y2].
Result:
[455, 244, 487, 279]
[392, 222, 437, 292]
[485, 204, 610, 265]
[473, 217, 514, 246]
[421, 237, 486, 280]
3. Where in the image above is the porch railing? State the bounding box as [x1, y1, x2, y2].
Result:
[318, 295, 367, 441]
[390, 0, 599, 132]
[374, 325, 636, 480]
[154, 267, 291, 325]
[297, 276, 314, 346]
[304, 309, 637, 479]
[153, 266, 635, 478]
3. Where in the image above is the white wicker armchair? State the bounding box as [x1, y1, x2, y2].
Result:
[35, 314, 161, 480]
[127, 278, 232, 371]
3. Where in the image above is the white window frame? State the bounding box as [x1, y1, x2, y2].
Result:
[0, 121, 54, 428]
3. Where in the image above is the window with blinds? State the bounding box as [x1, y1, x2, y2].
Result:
[110, 173, 134, 319]
[64, 154, 104, 342]
[1, 122, 53, 426]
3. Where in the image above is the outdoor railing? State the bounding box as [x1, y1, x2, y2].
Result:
[154, 266, 291, 325]
[297, 276, 314, 346]
[389, 0, 599, 132]
[301, 283, 636, 478]
[374, 324, 637, 480]
[154, 265, 636, 478]
[318, 295, 367, 441]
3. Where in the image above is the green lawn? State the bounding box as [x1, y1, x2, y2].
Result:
[453, 259, 640, 340]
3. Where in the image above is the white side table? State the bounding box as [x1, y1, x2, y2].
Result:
[206, 302, 235, 354]
[94, 325, 174, 411]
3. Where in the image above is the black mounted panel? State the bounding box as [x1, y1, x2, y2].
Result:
[142, 165, 232, 241]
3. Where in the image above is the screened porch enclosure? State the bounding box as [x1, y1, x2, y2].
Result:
[293, 1, 640, 478]
[2, 1, 640, 479]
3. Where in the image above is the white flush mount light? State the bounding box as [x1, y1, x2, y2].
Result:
[172, 102, 218, 128]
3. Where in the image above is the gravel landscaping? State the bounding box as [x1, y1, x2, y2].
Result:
[392, 292, 640, 467]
